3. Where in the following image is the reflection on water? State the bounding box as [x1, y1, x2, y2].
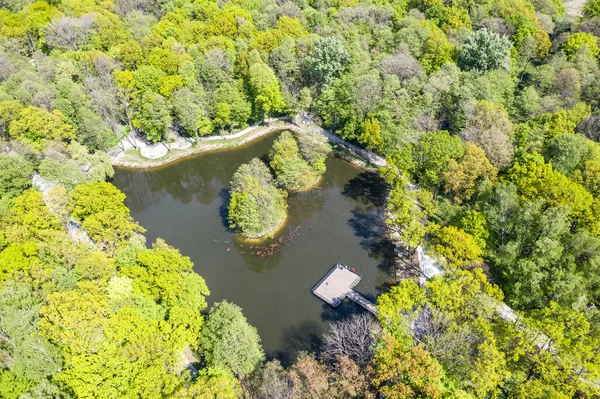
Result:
[112, 131, 394, 363]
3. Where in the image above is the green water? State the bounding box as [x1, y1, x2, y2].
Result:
[112, 132, 394, 363]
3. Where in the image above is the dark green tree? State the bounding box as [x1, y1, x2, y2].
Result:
[459, 29, 512, 73]
[304, 37, 350, 85]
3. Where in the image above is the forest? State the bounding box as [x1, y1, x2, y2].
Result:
[1, 0, 600, 397]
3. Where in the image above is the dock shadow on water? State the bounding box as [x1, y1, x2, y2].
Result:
[272, 299, 374, 366]
[320, 299, 365, 322]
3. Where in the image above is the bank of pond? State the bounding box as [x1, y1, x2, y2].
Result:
[112, 130, 394, 362]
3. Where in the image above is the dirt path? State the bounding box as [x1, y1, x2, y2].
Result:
[564, 0, 586, 17]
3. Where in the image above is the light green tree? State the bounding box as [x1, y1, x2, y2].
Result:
[213, 83, 252, 131]
[427, 224, 483, 268]
[132, 65, 166, 93]
[248, 60, 286, 121]
[120, 238, 210, 312]
[199, 301, 265, 377]
[69, 182, 145, 254]
[228, 159, 287, 237]
[39, 286, 109, 355]
[173, 368, 242, 398]
[0, 100, 23, 139]
[269, 132, 316, 191]
[297, 129, 331, 175]
[563, 32, 600, 57]
[584, 0, 600, 16]
[444, 142, 498, 204]
[9, 106, 75, 150]
[0, 154, 33, 200]
[359, 117, 384, 152]
[304, 37, 350, 85]
[412, 131, 464, 191]
[172, 88, 213, 141]
[133, 93, 172, 143]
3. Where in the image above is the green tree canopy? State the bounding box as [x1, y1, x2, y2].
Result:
[304, 37, 350, 85]
[0, 154, 33, 200]
[269, 131, 316, 191]
[8, 106, 75, 150]
[459, 29, 512, 72]
[199, 301, 265, 377]
[133, 93, 172, 143]
[228, 158, 287, 237]
[69, 182, 144, 254]
[248, 58, 286, 120]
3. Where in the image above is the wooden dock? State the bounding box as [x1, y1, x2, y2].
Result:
[312, 263, 377, 315]
[346, 290, 378, 315]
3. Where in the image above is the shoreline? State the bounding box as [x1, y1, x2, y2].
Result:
[110, 118, 386, 172]
[111, 118, 387, 244]
[236, 211, 290, 243]
[111, 121, 293, 170]
[290, 173, 324, 194]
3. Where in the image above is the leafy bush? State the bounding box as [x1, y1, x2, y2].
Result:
[459, 29, 512, 72]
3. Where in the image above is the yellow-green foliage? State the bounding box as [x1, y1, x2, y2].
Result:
[0, 182, 227, 399]
[444, 142, 498, 204]
[419, 20, 457, 73]
[497, 0, 551, 54]
[8, 106, 75, 150]
[427, 224, 483, 267]
[537, 103, 591, 139]
[69, 182, 144, 254]
[508, 158, 596, 227]
[269, 132, 317, 192]
[584, 0, 600, 17]
[563, 32, 600, 57]
[228, 158, 287, 237]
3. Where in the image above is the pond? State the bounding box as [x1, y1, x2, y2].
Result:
[112, 131, 394, 364]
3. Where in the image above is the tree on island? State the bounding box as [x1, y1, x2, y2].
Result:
[269, 131, 316, 192]
[297, 129, 332, 176]
[228, 158, 287, 238]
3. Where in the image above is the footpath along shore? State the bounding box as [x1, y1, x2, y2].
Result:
[109, 115, 386, 169]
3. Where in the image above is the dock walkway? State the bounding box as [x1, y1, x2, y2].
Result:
[312, 264, 377, 315]
[346, 290, 378, 315]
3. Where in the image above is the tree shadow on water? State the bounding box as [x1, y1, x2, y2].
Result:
[348, 209, 383, 240]
[236, 240, 284, 273]
[218, 188, 235, 232]
[343, 171, 395, 279]
[342, 172, 388, 208]
[272, 320, 324, 366]
[348, 209, 396, 277]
